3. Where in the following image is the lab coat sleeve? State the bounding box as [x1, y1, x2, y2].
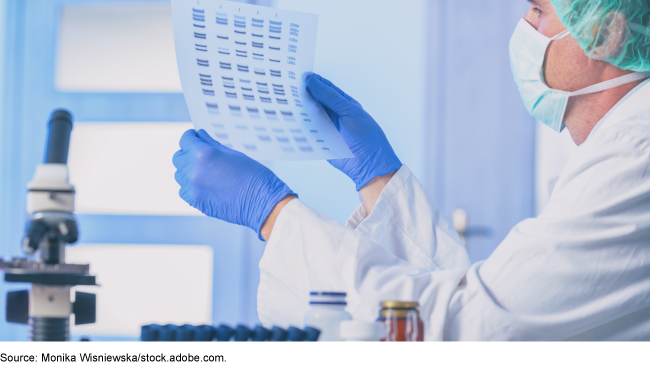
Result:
[258, 197, 468, 338]
[257, 165, 470, 329]
[344, 165, 470, 271]
[259, 124, 650, 340]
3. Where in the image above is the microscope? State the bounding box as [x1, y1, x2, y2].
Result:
[0, 109, 97, 341]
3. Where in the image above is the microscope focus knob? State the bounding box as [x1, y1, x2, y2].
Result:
[6, 290, 29, 324]
[73, 292, 96, 325]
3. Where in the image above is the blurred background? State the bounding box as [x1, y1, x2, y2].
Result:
[0, 0, 578, 340]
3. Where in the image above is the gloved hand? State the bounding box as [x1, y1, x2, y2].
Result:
[306, 74, 402, 190]
[172, 129, 296, 239]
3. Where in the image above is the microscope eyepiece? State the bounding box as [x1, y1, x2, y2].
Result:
[44, 109, 73, 165]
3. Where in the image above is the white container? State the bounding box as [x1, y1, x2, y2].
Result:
[340, 320, 384, 341]
[303, 292, 352, 341]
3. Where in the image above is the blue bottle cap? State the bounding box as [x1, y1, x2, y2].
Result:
[215, 324, 235, 342]
[234, 324, 252, 342]
[177, 324, 196, 341]
[287, 326, 307, 342]
[195, 325, 214, 341]
[159, 324, 179, 342]
[253, 325, 271, 341]
[141, 324, 161, 341]
[304, 326, 321, 342]
[270, 326, 288, 341]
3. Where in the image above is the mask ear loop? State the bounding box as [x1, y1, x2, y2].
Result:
[570, 71, 650, 97]
[541, 29, 571, 88]
[545, 26, 650, 97]
[551, 29, 571, 41]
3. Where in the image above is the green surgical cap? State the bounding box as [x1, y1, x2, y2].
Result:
[548, 0, 650, 72]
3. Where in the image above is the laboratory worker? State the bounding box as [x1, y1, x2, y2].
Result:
[173, 0, 650, 340]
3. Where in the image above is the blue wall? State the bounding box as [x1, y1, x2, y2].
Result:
[0, 0, 28, 341]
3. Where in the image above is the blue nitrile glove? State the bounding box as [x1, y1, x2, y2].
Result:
[172, 129, 296, 239]
[306, 74, 402, 190]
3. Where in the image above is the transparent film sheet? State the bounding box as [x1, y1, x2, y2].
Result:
[172, 0, 353, 160]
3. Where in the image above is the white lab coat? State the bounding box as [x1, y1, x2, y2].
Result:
[258, 79, 650, 341]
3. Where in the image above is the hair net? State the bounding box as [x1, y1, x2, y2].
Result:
[548, 0, 650, 72]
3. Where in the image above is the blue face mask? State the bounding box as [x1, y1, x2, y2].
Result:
[509, 18, 650, 133]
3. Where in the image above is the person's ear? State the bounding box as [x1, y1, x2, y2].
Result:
[589, 11, 626, 60]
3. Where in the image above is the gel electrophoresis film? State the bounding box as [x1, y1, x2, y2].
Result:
[172, 0, 353, 160]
